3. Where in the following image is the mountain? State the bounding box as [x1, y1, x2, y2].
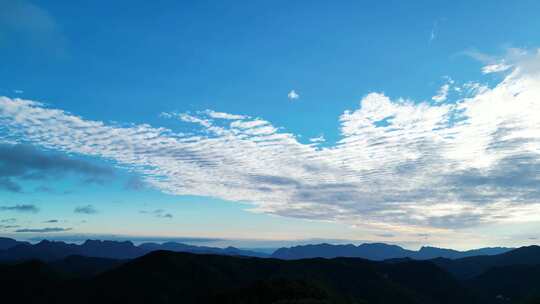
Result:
[0, 237, 268, 262]
[0, 259, 67, 303]
[271, 243, 513, 261]
[80, 240, 145, 259]
[0, 237, 514, 263]
[0, 250, 473, 304]
[0, 237, 29, 250]
[138, 241, 267, 257]
[432, 245, 540, 280]
[90, 251, 473, 304]
[467, 264, 540, 303]
[49, 255, 126, 278]
[271, 243, 414, 260]
[414, 246, 511, 260]
[0, 240, 80, 261]
[3, 248, 540, 303]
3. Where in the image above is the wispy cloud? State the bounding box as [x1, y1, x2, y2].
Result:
[0, 0, 67, 56]
[0, 204, 39, 213]
[482, 63, 511, 74]
[432, 77, 454, 103]
[140, 209, 173, 219]
[287, 90, 299, 100]
[124, 176, 146, 191]
[0, 144, 113, 193]
[15, 227, 71, 233]
[1, 49, 540, 239]
[74, 205, 98, 214]
[429, 21, 438, 43]
[432, 84, 449, 103]
[309, 135, 325, 143]
[204, 110, 246, 120]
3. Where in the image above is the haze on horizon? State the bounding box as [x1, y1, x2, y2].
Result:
[1, 0, 539, 251]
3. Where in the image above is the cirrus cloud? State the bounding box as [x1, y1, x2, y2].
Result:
[1, 49, 540, 239]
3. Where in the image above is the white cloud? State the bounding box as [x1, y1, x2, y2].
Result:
[432, 77, 454, 103]
[204, 110, 246, 120]
[429, 21, 438, 43]
[482, 63, 511, 74]
[14, 90, 24, 94]
[287, 90, 299, 100]
[1, 49, 540, 241]
[309, 135, 325, 143]
[432, 84, 450, 103]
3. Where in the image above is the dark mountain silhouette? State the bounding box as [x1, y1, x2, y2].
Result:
[92, 251, 475, 304]
[48, 255, 125, 278]
[2, 246, 540, 303]
[80, 239, 145, 258]
[414, 246, 511, 260]
[271, 242, 512, 261]
[271, 243, 414, 260]
[0, 251, 469, 304]
[0, 237, 267, 262]
[139, 241, 267, 257]
[467, 264, 540, 303]
[0, 259, 65, 304]
[0, 237, 29, 250]
[0, 240, 80, 261]
[432, 245, 540, 280]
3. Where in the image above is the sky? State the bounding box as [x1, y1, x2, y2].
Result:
[1, 0, 540, 250]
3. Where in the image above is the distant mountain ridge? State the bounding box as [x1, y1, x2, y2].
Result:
[0, 237, 29, 250]
[271, 242, 513, 260]
[433, 245, 540, 279]
[0, 238, 267, 262]
[0, 237, 516, 263]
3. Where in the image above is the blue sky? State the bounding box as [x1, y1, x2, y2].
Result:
[1, 0, 540, 249]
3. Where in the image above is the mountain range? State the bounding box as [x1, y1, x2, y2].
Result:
[2, 245, 540, 303]
[0, 237, 267, 261]
[271, 242, 512, 260]
[0, 237, 514, 262]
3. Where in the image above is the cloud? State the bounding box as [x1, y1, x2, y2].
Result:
[204, 110, 246, 120]
[140, 209, 173, 219]
[1, 48, 540, 239]
[0, 204, 39, 213]
[429, 21, 438, 43]
[309, 135, 325, 143]
[0, 0, 67, 56]
[432, 83, 449, 103]
[74, 205, 98, 214]
[0, 178, 22, 192]
[432, 77, 454, 103]
[482, 63, 511, 74]
[465, 48, 540, 76]
[287, 90, 299, 100]
[0, 225, 19, 229]
[27, 234, 221, 244]
[34, 185, 54, 193]
[376, 233, 395, 238]
[0, 144, 114, 192]
[15, 227, 71, 233]
[124, 176, 146, 191]
[44, 219, 58, 223]
[14, 90, 24, 94]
